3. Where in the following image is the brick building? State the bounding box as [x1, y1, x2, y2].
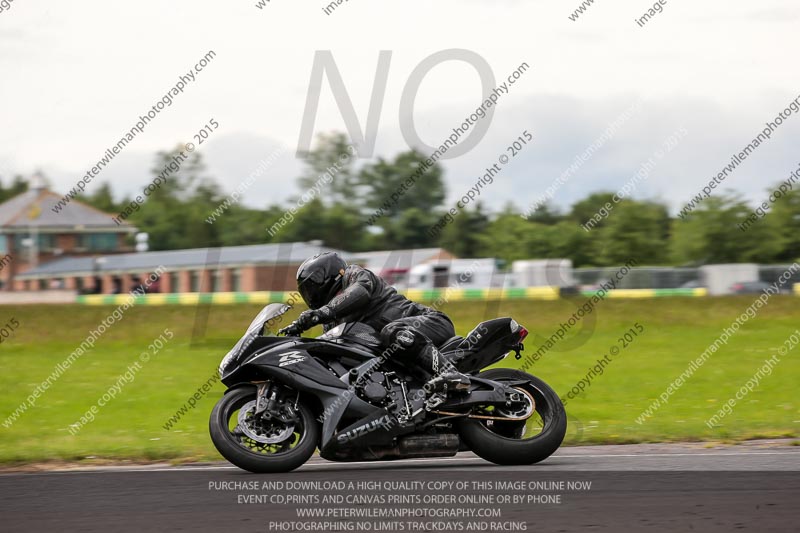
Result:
[2, 180, 455, 296]
[0, 177, 136, 291]
[15, 242, 350, 294]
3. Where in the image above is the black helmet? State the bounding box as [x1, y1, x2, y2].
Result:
[296, 252, 347, 309]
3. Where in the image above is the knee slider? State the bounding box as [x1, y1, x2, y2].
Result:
[380, 324, 426, 356]
[380, 324, 411, 346]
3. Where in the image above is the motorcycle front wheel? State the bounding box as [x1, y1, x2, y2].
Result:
[209, 386, 319, 473]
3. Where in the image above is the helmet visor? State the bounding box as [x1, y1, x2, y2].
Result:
[298, 273, 326, 309]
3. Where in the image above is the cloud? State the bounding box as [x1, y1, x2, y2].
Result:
[431, 93, 800, 214]
[0, 0, 797, 217]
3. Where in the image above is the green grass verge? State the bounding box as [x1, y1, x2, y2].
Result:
[0, 297, 798, 464]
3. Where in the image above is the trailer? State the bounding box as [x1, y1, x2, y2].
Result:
[511, 259, 576, 288]
[407, 259, 506, 289]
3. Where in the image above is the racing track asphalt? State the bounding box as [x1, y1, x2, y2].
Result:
[1, 441, 798, 532]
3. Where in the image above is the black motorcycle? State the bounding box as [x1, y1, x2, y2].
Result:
[210, 303, 567, 473]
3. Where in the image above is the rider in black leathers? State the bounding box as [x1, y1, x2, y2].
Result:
[280, 252, 470, 395]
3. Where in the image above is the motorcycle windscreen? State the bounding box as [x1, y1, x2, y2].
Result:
[218, 303, 291, 376]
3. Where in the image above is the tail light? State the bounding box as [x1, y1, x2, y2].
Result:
[510, 319, 528, 342]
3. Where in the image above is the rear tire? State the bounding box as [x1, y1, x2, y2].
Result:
[210, 386, 319, 473]
[458, 369, 566, 465]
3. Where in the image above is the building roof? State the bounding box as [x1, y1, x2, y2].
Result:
[0, 188, 134, 232]
[17, 242, 351, 279]
[353, 248, 455, 273]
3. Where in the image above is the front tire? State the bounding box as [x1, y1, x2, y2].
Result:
[209, 386, 319, 473]
[458, 369, 566, 465]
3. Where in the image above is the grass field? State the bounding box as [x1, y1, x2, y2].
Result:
[0, 297, 798, 464]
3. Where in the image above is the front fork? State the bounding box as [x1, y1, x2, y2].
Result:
[254, 381, 300, 423]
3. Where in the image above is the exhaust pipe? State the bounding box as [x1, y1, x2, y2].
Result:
[398, 433, 460, 457]
[321, 433, 460, 462]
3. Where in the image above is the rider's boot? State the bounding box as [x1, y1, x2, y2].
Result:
[417, 344, 471, 396]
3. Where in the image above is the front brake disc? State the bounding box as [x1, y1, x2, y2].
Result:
[237, 400, 295, 444]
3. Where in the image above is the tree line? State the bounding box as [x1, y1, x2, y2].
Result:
[10, 132, 797, 267]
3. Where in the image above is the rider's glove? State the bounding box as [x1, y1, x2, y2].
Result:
[296, 306, 335, 331]
[278, 322, 303, 336]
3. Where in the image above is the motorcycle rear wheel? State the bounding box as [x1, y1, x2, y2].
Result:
[209, 386, 319, 473]
[458, 368, 566, 465]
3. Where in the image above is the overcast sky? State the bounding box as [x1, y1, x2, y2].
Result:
[1, 0, 798, 215]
